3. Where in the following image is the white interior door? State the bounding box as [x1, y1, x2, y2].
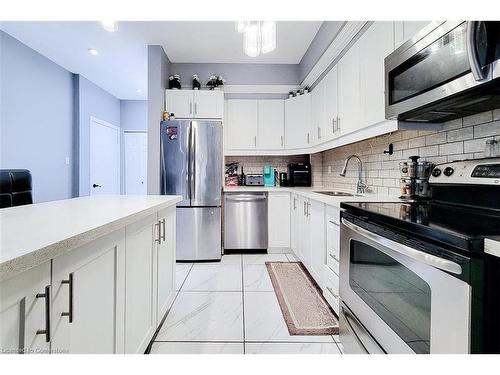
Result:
[90, 117, 120, 195]
[124, 131, 147, 195]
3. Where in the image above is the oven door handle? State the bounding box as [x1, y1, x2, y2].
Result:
[341, 218, 463, 275]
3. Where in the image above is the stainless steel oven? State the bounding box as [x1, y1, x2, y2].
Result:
[385, 21, 500, 122]
[339, 216, 471, 354]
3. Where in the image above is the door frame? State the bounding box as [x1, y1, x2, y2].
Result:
[89, 116, 121, 195]
[123, 130, 148, 195]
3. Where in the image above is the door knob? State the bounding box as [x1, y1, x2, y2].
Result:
[92, 184, 101, 188]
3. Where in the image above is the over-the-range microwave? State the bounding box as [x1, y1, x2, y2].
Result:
[385, 21, 500, 122]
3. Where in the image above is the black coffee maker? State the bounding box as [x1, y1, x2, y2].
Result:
[279, 172, 288, 186]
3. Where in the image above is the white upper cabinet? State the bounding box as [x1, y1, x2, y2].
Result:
[324, 65, 339, 140]
[359, 21, 395, 128]
[394, 21, 431, 49]
[165, 90, 223, 119]
[225, 100, 258, 150]
[311, 79, 326, 145]
[258, 100, 285, 150]
[285, 93, 312, 149]
[337, 41, 361, 136]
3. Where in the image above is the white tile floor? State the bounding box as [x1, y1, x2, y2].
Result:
[150, 254, 342, 354]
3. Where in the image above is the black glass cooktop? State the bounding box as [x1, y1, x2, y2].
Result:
[341, 201, 500, 253]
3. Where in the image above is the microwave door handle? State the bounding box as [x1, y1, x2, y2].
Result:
[466, 21, 487, 81]
[341, 218, 462, 275]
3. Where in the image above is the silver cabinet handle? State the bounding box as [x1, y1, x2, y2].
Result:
[254, 135, 257, 147]
[337, 117, 340, 132]
[226, 194, 267, 202]
[466, 21, 487, 81]
[341, 218, 462, 275]
[161, 218, 166, 242]
[326, 286, 339, 299]
[189, 102, 192, 115]
[280, 135, 284, 147]
[307, 132, 310, 144]
[36, 285, 51, 343]
[194, 102, 198, 115]
[61, 273, 73, 323]
[317, 126, 321, 139]
[293, 197, 297, 210]
[329, 220, 340, 227]
[303, 201, 306, 216]
[307, 202, 311, 216]
[18, 297, 26, 353]
[155, 221, 161, 243]
[329, 253, 339, 262]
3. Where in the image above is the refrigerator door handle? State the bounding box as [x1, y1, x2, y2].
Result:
[190, 122, 197, 202]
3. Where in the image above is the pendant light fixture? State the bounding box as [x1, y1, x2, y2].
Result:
[236, 21, 276, 57]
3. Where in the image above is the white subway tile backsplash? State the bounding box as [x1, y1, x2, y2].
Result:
[318, 110, 499, 193]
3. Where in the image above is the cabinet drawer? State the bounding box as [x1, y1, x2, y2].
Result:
[322, 266, 340, 315]
[326, 206, 341, 225]
[326, 252, 339, 276]
[326, 217, 340, 274]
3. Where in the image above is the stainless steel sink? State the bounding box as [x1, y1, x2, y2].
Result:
[314, 191, 360, 197]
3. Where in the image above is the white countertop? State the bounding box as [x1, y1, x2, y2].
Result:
[0, 195, 182, 282]
[223, 186, 402, 208]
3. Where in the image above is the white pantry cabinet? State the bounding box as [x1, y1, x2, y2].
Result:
[257, 100, 285, 150]
[0, 262, 51, 354]
[165, 89, 224, 119]
[124, 214, 157, 354]
[51, 230, 125, 354]
[156, 207, 176, 324]
[268, 192, 291, 249]
[285, 93, 312, 150]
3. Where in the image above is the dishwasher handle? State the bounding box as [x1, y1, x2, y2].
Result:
[225, 194, 267, 202]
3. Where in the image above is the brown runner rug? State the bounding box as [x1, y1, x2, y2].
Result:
[265, 261, 339, 335]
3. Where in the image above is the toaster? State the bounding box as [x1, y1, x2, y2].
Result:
[245, 174, 264, 186]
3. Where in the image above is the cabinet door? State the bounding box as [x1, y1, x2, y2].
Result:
[311, 80, 326, 145]
[308, 200, 325, 286]
[338, 42, 360, 137]
[125, 214, 156, 354]
[166, 90, 194, 118]
[51, 230, 124, 354]
[268, 192, 291, 249]
[359, 22, 394, 128]
[324, 65, 339, 140]
[285, 94, 311, 149]
[1, 262, 51, 354]
[298, 198, 311, 267]
[394, 21, 430, 49]
[193, 90, 224, 119]
[226, 100, 258, 150]
[258, 100, 285, 149]
[290, 194, 300, 257]
[156, 207, 176, 323]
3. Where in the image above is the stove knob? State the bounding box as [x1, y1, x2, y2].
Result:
[444, 167, 454, 177]
[432, 168, 442, 177]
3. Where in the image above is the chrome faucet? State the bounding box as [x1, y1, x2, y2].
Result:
[340, 155, 367, 194]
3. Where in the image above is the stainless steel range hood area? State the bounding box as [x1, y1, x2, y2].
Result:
[385, 21, 500, 123]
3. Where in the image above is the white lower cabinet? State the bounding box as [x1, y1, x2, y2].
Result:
[268, 192, 291, 250]
[51, 230, 125, 354]
[125, 214, 157, 354]
[156, 207, 176, 324]
[297, 196, 311, 267]
[308, 200, 325, 286]
[0, 262, 51, 354]
[290, 194, 300, 255]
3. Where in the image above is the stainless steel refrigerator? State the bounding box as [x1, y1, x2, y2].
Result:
[160, 120, 222, 261]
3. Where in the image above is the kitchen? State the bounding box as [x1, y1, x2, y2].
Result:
[1, 2, 500, 365]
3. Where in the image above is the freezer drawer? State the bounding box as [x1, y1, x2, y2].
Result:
[224, 193, 268, 250]
[177, 207, 221, 261]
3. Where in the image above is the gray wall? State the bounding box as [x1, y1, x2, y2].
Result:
[0, 31, 74, 203]
[75, 75, 121, 197]
[170, 63, 300, 87]
[120, 100, 147, 131]
[147, 45, 171, 194]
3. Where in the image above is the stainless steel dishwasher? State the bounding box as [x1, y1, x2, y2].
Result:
[224, 193, 268, 250]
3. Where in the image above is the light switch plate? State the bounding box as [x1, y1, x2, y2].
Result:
[65, 157, 70, 165]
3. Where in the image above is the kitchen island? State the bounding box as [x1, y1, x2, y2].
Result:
[0, 195, 181, 354]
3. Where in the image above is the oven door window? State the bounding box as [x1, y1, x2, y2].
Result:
[389, 22, 469, 105]
[349, 240, 431, 354]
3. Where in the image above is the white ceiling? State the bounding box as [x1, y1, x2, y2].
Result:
[0, 21, 322, 100]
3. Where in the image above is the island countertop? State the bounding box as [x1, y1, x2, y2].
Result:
[0, 195, 181, 282]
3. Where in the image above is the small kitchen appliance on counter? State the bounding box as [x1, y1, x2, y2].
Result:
[288, 162, 312, 187]
[263, 165, 275, 187]
[279, 172, 288, 186]
[245, 174, 264, 186]
[339, 157, 500, 354]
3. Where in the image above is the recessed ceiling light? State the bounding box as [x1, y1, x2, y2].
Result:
[101, 21, 118, 32]
[136, 89, 142, 94]
[88, 48, 99, 56]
